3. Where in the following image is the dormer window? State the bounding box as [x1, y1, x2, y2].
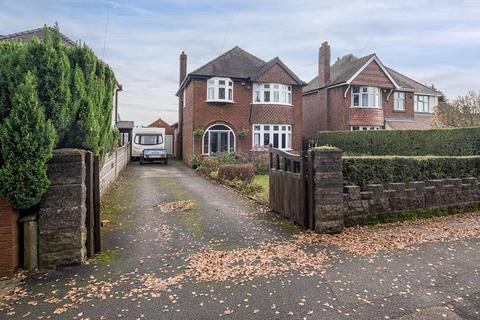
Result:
[207, 77, 233, 102]
[253, 83, 292, 105]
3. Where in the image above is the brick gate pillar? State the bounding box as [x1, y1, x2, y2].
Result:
[311, 147, 344, 234]
[38, 149, 87, 268]
[0, 197, 19, 277]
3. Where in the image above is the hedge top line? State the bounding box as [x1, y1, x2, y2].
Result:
[315, 126, 480, 156]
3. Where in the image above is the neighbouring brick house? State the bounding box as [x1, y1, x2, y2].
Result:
[176, 46, 304, 163]
[302, 42, 441, 138]
[148, 117, 176, 156]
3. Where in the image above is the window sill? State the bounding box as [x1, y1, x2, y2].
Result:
[414, 111, 433, 115]
[206, 100, 234, 104]
[251, 102, 293, 107]
[350, 106, 382, 109]
[393, 109, 406, 113]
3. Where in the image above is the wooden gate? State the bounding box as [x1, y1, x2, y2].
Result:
[269, 148, 311, 228]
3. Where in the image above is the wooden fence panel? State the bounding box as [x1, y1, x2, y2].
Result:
[269, 148, 310, 227]
[99, 143, 131, 196]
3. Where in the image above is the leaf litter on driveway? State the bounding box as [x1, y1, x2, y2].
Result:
[156, 200, 195, 213]
[2, 212, 480, 317]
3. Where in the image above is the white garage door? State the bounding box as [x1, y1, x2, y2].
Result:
[165, 134, 173, 155]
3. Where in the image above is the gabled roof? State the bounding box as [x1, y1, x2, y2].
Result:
[386, 67, 439, 95]
[148, 117, 173, 128]
[189, 46, 266, 79]
[303, 53, 439, 96]
[178, 46, 304, 95]
[250, 57, 305, 85]
[0, 26, 76, 46]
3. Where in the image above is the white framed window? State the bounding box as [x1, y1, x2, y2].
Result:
[394, 91, 405, 111]
[352, 86, 381, 108]
[350, 126, 383, 131]
[253, 83, 292, 105]
[252, 124, 291, 150]
[207, 77, 233, 103]
[202, 124, 235, 155]
[414, 95, 434, 113]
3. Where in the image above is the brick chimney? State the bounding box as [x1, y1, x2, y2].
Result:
[179, 51, 187, 84]
[178, 51, 187, 160]
[318, 42, 331, 88]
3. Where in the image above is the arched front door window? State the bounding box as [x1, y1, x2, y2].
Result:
[202, 124, 235, 156]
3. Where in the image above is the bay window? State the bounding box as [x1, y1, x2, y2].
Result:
[352, 86, 381, 108]
[253, 83, 292, 105]
[414, 95, 432, 113]
[207, 77, 233, 102]
[253, 124, 291, 150]
[394, 91, 405, 111]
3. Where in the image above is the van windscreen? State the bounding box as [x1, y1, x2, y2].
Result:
[134, 134, 163, 145]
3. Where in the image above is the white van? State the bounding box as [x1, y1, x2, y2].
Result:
[132, 127, 168, 164]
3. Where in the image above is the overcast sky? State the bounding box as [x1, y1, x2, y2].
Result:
[1, 0, 479, 126]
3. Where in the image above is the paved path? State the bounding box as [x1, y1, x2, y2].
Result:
[1, 161, 480, 319]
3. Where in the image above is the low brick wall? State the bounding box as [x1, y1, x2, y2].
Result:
[38, 149, 87, 269]
[343, 178, 480, 226]
[0, 197, 19, 278]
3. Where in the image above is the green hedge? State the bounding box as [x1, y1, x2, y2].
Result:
[0, 27, 117, 209]
[315, 127, 480, 156]
[343, 155, 480, 187]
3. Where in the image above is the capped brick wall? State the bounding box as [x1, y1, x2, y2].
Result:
[0, 197, 19, 278]
[343, 178, 480, 227]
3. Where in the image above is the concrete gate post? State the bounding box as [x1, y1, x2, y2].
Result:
[38, 149, 87, 268]
[311, 147, 344, 234]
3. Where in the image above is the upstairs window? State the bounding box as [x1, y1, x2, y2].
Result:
[253, 83, 292, 105]
[414, 95, 433, 113]
[352, 86, 381, 108]
[394, 91, 405, 111]
[207, 77, 233, 102]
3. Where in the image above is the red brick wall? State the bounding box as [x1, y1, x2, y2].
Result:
[351, 60, 395, 88]
[182, 81, 194, 164]
[302, 91, 326, 139]
[327, 86, 351, 130]
[0, 197, 19, 278]
[256, 64, 298, 85]
[349, 108, 384, 126]
[291, 86, 302, 150]
[384, 91, 415, 120]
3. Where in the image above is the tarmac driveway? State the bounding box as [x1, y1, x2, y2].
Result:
[1, 160, 479, 319]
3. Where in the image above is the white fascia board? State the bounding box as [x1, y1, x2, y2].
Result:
[346, 55, 400, 89]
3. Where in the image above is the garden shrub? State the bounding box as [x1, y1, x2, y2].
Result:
[197, 157, 220, 176]
[249, 150, 270, 175]
[0, 27, 117, 209]
[315, 127, 480, 156]
[218, 164, 255, 182]
[0, 72, 56, 208]
[343, 155, 480, 188]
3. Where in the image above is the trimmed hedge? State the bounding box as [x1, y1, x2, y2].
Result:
[343, 155, 480, 187]
[218, 164, 255, 182]
[0, 27, 117, 209]
[315, 127, 480, 156]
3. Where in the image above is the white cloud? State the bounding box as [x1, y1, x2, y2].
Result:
[1, 0, 479, 125]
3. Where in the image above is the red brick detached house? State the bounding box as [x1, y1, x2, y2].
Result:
[302, 42, 441, 138]
[176, 46, 304, 163]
